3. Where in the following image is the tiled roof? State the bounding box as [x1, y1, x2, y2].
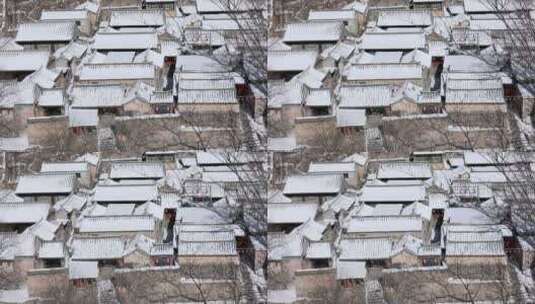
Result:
[37, 88, 64, 107]
[177, 88, 238, 104]
[16, 21, 76, 43]
[41, 161, 88, 173]
[109, 9, 165, 27]
[15, 173, 76, 195]
[338, 85, 393, 108]
[93, 184, 158, 202]
[344, 63, 423, 81]
[346, 216, 422, 233]
[41, 9, 88, 21]
[0, 51, 49, 72]
[69, 261, 99, 279]
[71, 237, 125, 260]
[268, 51, 318, 72]
[178, 240, 237, 256]
[339, 238, 393, 260]
[0, 203, 50, 224]
[38, 241, 65, 259]
[360, 184, 426, 203]
[377, 10, 432, 27]
[178, 230, 235, 242]
[283, 21, 344, 43]
[93, 32, 158, 50]
[283, 174, 344, 195]
[78, 215, 155, 233]
[268, 203, 318, 224]
[361, 32, 426, 50]
[110, 161, 165, 179]
[70, 84, 128, 108]
[79, 63, 155, 81]
[377, 162, 432, 180]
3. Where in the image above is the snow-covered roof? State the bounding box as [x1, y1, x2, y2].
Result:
[446, 241, 505, 256]
[79, 63, 155, 81]
[305, 242, 331, 259]
[41, 161, 89, 173]
[445, 207, 497, 225]
[346, 216, 422, 233]
[94, 184, 158, 202]
[283, 21, 344, 43]
[283, 174, 344, 195]
[176, 207, 229, 225]
[78, 215, 155, 233]
[178, 240, 237, 256]
[70, 84, 128, 108]
[38, 241, 64, 259]
[444, 55, 499, 73]
[175, 55, 230, 73]
[110, 9, 165, 27]
[339, 238, 393, 260]
[360, 32, 426, 50]
[110, 161, 165, 180]
[463, 0, 521, 13]
[0, 51, 49, 72]
[41, 9, 88, 21]
[268, 203, 318, 224]
[0, 203, 50, 224]
[344, 63, 423, 81]
[446, 88, 505, 104]
[0, 136, 30, 152]
[37, 88, 64, 107]
[71, 237, 125, 260]
[177, 88, 238, 104]
[336, 260, 367, 280]
[338, 85, 393, 108]
[322, 194, 356, 213]
[377, 10, 432, 27]
[360, 184, 426, 203]
[93, 32, 158, 50]
[377, 162, 432, 180]
[372, 204, 403, 216]
[54, 194, 87, 213]
[335, 108, 367, 128]
[15, 174, 76, 195]
[308, 162, 356, 174]
[309, 9, 355, 21]
[268, 51, 318, 72]
[451, 28, 492, 46]
[178, 77, 235, 90]
[69, 260, 99, 279]
[16, 21, 76, 43]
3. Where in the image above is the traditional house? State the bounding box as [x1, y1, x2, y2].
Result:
[338, 238, 393, 267]
[93, 184, 159, 204]
[268, 202, 319, 233]
[376, 161, 433, 182]
[0, 203, 50, 232]
[15, 21, 77, 52]
[308, 9, 359, 34]
[35, 88, 65, 116]
[41, 161, 91, 187]
[268, 50, 318, 80]
[109, 9, 165, 29]
[282, 174, 344, 203]
[343, 63, 425, 86]
[70, 237, 126, 267]
[69, 260, 98, 287]
[93, 32, 159, 52]
[176, 229, 239, 266]
[376, 10, 433, 29]
[15, 173, 76, 204]
[308, 162, 360, 187]
[360, 32, 426, 51]
[77, 63, 157, 86]
[37, 241, 65, 268]
[344, 216, 424, 239]
[40, 9, 92, 35]
[360, 184, 427, 204]
[282, 21, 344, 52]
[77, 215, 158, 238]
[0, 51, 50, 81]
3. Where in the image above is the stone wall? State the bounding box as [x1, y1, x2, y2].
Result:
[26, 267, 69, 298]
[294, 267, 337, 299]
[26, 115, 69, 145]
